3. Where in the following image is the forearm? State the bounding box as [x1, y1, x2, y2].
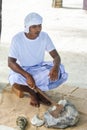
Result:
[49, 49, 61, 68]
[49, 50, 61, 80]
[53, 55, 61, 69]
[8, 61, 30, 78]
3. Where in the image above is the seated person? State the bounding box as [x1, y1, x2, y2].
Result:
[8, 12, 68, 107]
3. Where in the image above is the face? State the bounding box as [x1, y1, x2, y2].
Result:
[29, 24, 42, 39]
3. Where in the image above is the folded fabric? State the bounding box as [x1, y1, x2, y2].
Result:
[9, 62, 68, 91]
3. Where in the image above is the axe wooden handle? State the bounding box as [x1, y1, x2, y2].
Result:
[34, 87, 57, 106]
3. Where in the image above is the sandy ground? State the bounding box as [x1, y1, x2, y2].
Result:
[0, 1, 87, 130]
[0, 0, 87, 89]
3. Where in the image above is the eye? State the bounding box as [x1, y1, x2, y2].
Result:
[38, 24, 42, 28]
[32, 25, 37, 28]
[32, 24, 42, 28]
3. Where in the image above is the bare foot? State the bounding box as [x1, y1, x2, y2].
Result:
[30, 94, 40, 107]
[50, 104, 64, 118]
[37, 92, 51, 106]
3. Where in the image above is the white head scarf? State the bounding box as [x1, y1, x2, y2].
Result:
[24, 12, 43, 33]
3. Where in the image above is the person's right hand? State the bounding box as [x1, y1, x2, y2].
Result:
[26, 74, 36, 89]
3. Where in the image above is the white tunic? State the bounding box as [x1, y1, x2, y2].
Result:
[9, 31, 55, 66]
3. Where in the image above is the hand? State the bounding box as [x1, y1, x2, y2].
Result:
[26, 74, 36, 89]
[49, 66, 59, 81]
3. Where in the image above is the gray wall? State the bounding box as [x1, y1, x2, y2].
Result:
[83, 0, 87, 9]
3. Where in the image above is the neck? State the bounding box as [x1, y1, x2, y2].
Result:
[25, 33, 38, 39]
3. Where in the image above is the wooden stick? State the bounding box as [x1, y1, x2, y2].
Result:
[34, 87, 58, 106]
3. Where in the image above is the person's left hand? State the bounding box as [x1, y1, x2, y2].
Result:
[48, 66, 59, 81]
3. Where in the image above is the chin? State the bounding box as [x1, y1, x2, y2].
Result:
[36, 33, 40, 37]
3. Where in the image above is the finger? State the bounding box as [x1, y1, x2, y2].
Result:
[50, 76, 57, 81]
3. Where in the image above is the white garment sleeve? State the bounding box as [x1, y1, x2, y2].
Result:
[8, 38, 19, 59]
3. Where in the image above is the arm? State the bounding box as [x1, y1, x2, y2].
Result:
[8, 57, 36, 89]
[49, 49, 61, 81]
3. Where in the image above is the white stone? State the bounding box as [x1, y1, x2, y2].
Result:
[31, 114, 44, 127]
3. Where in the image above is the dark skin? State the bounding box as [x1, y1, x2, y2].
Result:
[8, 24, 61, 107]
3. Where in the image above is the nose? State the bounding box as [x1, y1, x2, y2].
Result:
[36, 25, 42, 31]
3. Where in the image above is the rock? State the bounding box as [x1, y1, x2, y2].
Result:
[44, 100, 79, 128]
[31, 114, 44, 127]
[16, 116, 28, 130]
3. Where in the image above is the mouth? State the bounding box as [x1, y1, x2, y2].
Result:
[35, 32, 40, 35]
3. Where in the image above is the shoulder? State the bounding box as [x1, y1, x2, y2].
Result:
[39, 31, 50, 39]
[12, 32, 24, 41]
[10, 32, 24, 48]
[40, 31, 48, 36]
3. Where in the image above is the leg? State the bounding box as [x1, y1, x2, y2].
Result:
[12, 83, 24, 98]
[37, 92, 51, 106]
[12, 83, 51, 107]
[12, 83, 40, 107]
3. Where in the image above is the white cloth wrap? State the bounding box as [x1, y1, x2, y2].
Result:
[24, 12, 43, 33]
[9, 62, 68, 91]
